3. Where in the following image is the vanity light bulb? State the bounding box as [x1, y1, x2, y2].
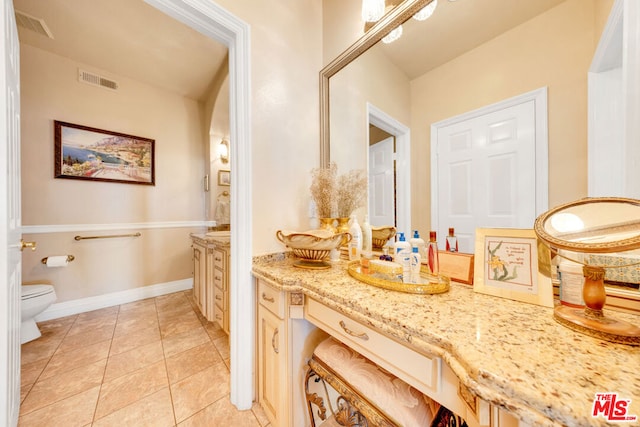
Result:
[362, 0, 385, 23]
[382, 25, 403, 44]
[413, 0, 437, 21]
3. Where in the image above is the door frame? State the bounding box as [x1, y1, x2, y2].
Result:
[430, 87, 549, 234]
[143, 0, 255, 409]
[367, 103, 411, 235]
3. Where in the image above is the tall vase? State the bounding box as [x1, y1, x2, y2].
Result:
[319, 218, 336, 233]
[336, 217, 350, 234]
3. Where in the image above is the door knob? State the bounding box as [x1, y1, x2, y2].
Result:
[20, 239, 37, 251]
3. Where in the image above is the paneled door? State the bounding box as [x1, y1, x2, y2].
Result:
[368, 137, 395, 227]
[1, 1, 23, 425]
[432, 89, 548, 253]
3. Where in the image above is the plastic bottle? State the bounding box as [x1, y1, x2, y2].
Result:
[409, 230, 427, 260]
[362, 215, 373, 254]
[348, 214, 363, 261]
[410, 246, 422, 284]
[393, 232, 411, 282]
[427, 231, 439, 283]
[446, 227, 458, 252]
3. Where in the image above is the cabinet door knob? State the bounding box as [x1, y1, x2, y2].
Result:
[272, 327, 279, 354]
[339, 320, 369, 341]
[261, 292, 275, 303]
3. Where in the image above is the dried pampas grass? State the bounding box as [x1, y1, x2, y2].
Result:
[336, 169, 367, 218]
[310, 162, 337, 218]
[310, 163, 367, 219]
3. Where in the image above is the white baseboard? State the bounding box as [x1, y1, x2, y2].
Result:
[35, 278, 194, 321]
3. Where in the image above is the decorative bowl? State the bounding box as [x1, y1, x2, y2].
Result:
[276, 229, 352, 269]
[371, 225, 396, 249]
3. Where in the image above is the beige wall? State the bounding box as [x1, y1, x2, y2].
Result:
[411, 0, 597, 233]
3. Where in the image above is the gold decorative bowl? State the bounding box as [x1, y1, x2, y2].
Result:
[371, 226, 396, 249]
[276, 229, 352, 269]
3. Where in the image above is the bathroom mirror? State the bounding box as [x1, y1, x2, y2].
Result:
[534, 197, 640, 253]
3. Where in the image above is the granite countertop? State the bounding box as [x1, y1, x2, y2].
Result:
[190, 232, 230, 246]
[252, 254, 640, 427]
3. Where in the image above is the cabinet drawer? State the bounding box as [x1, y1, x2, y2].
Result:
[257, 280, 285, 319]
[213, 249, 226, 270]
[213, 267, 225, 290]
[214, 304, 225, 330]
[214, 287, 226, 310]
[305, 297, 441, 396]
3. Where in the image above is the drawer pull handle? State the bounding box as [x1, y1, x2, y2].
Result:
[262, 292, 275, 303]
[216, 294, 222, 300]
[272, 327, 279, 354]
[339, 320, 369, 341]
[215, 257, 221, 261]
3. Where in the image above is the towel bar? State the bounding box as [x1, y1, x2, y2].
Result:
[74, 232, 141, 241]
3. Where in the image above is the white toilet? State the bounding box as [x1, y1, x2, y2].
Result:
[21, 284, 56, 344]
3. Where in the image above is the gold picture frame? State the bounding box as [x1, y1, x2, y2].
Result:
[473, 228, 553, 307]
[218, 170, 230, 186]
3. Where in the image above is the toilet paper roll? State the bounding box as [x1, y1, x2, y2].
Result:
[46, 256, 69, 268]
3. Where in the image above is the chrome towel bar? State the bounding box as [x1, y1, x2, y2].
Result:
[74, 232, 142, 241]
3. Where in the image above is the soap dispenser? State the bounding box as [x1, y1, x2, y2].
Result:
[393, 233, 411, 282]
[410, 230, 426, 259]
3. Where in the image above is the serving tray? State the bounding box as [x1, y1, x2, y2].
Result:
[346, 261, 450, 294]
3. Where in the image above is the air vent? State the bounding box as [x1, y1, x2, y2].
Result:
[78, 69, 119, 91]
[15, 10, 54, 39]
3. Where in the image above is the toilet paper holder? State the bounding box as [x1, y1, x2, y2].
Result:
[41, 255, 75, 264]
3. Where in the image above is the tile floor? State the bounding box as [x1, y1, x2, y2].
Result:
[19, 290, 270, 427]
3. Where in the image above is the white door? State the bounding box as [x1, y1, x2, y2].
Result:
[433, 93, 546, 253]
[1, 1, 23, 425]
[368, 137, 395, 226]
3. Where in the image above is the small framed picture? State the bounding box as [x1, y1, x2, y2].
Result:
[438, 251, 474, 285]
[218, 170, 230, 186]
[473, 228, 553, 307]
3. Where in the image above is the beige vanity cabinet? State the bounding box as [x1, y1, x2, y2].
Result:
[190, 235, 230, 333]
[256, 278, 325, 427]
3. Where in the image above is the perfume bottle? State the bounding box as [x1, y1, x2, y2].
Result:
[446, 227, 458, 252]
[427, 231, 439, 282]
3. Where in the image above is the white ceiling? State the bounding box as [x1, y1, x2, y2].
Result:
[13, 0, 228, 102]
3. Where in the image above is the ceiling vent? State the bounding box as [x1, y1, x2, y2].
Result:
[78, 69, 119, 91]
[15, 10, 54, 39]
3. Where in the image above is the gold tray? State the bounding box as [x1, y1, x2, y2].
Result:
[346, 261, 450, 294]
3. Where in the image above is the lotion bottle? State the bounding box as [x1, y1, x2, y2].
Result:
[427, 231, 439, 282]
[393, 232, 411, 282]
[362, 214, 373, 254]
[348, 214, 363, 261]
[410, 230, 427, 259]
[446, 227, 458, 252]
[410, 246, 422, 284]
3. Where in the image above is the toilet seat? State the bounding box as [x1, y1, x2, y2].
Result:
[22, 284, 55, 300]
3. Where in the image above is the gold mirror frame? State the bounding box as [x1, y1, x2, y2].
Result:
[533, 197, 640, 254]
[319, 0, 434, 167]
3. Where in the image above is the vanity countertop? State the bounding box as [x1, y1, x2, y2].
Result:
[190, 232, 230, 246]
[252, 254, 640, 427]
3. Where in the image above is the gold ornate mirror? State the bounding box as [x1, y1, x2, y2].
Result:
[534, 197, 640, 345]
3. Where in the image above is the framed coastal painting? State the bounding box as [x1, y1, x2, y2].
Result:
[54, 121, 155, 185]
[473, 228, 553, 307]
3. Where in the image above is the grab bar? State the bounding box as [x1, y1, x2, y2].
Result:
[74, 232, 141, 241]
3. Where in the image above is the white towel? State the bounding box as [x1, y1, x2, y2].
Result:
[46, 256, 68, 268]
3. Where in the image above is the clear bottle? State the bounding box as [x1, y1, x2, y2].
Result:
[393, 232, 411, 283]
[410, 246, 422, 284]
[362, 214, 373, 254]
[427, 231, 439, 282]
[410, 230, 427, 260]
[348, 214, 362, 261]
[446, 227, 458, 252]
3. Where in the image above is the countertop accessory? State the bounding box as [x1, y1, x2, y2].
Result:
[534, 196, 640, 345]
[371, 225, 396, 250]
[347, 260, 449, 294]
[276, 229, 352, 269]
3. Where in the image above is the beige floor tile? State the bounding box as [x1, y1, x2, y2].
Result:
[20, 336, 63, 366]
[66, 314, 117, 337]
[20, 358, 48, 387]
[162, 326, 210, 358]
[213, 336, 230, 359]
[203, 320, 227, 341]
[159, 311, 202, 338]
[157, 303, 195, 322]
[76, 306, 119, 322]
[18, 386, 100, 427]
[37, 315, 77, 338]
[165, 342, 223, 384]
[113, 315, 159, 338]
[109, 325, 160, 356]
[252, 401, 271, 427]
[20, 383, 33, 405]
[92, 387, 175, 427]
[94, 360, 168, 420]
[56, 324, 115, 353]
[178, 396, 260, 427]
[171, 363, 230, 423]
[41, 340, 111, 381]
[103, 340, 164, 382]
[119, 297, 156, 313]
[20, 359, 106, 415]
[155, 292, 188, 309]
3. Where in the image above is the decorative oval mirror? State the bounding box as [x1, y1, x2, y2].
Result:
[534, 197, 640, 346]
[534, 197, 640, 253]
